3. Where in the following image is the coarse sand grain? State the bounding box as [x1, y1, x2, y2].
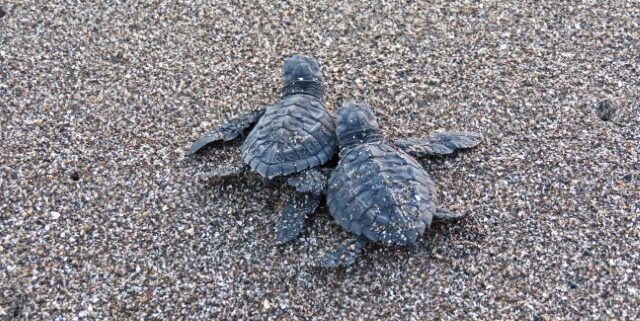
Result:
[1, 1, 639, 320]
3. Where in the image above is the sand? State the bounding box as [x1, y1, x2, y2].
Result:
[1, 1, 639, 320]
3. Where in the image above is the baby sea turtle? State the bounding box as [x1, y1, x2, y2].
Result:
[319, 102, 482, 267]
[188, 54, 338, 243]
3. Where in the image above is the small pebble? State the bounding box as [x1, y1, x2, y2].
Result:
[594, 100, 617, 122]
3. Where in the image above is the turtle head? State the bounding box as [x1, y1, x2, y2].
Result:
[282, 54, 324, 84]
[336, 102, 384, 149]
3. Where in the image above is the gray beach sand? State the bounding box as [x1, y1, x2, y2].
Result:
[1, 1, 639, 320]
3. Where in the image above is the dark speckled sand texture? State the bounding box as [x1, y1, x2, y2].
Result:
[1, 2, 639, 320]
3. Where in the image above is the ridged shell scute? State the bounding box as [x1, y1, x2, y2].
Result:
[241, 95, 337, 179]
[327, 142, 436, 245]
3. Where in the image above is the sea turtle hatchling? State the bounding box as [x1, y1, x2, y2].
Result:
[299, 101, 482, 267]
[188, 54, 338, 244]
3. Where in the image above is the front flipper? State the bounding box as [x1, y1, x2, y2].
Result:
[286, 168, 329, 197]
[318, 236, 369, 268]
[433, 208, 466, 222]
[188, 107, 267, 155]
[276, 193, 320, 244]
[394, 131, 482, 158]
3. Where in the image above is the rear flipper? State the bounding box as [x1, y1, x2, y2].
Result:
[276, 193, 320, 244]
[318, 236, 369, 268]
[394, 131, 482, 158]
[188, 107, 267, 155]
[433, 208, 466, 222]
[276, 169, 329, 244]
[286, 168, 329, 197]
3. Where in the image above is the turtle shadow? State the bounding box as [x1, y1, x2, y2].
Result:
[415, 149, 473, 169]
[304, 214, 484, 279]
[182, 137, 245, 163]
